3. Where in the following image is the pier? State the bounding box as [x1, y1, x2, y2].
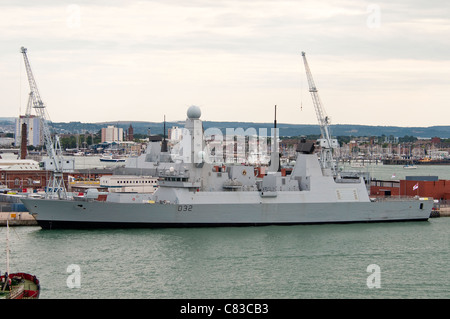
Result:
[381, 158, 414, 165]
[0, 212, 38, 226]
[432, 206, 450, 218]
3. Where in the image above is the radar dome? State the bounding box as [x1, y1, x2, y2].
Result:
[187, 105, 201, 119]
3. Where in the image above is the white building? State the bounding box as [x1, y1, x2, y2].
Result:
[41, 157, 75, 172]
[101, 126, 123, 143]
[0, 138, 14, 147]
[14, 115, 41, 147]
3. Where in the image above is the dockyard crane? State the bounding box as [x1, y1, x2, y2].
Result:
[21, 47, 67, 199]
[301, 51, 338, 175]
[25, 91, 33, 117]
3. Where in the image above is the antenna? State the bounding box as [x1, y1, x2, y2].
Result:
[161, 114, 168, 152]
[274, 105, 277, 129]
[269, 105, 280, 172]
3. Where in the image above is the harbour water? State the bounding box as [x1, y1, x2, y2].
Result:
[4, 219, 449, 299]
[2, 164, 450, 300]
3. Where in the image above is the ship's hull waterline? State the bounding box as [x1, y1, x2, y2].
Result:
[21, 197, 432, 229]
[20, 106, 434, 230]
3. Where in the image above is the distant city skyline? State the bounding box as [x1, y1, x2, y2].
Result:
[0, 1, 449, 127]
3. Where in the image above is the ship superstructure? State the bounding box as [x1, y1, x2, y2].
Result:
[21, 106, 432, 229]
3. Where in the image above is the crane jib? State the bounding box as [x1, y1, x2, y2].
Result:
[301, 52, 338, 175]
[20, 47, 68, 199]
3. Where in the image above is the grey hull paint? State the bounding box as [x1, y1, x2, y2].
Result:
[21, 197, 432, 229]
[20, 107, 434, 230]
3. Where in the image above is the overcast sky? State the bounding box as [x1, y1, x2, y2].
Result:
[0, 0, 449, 127]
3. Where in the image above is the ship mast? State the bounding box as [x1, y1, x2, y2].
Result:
[301, 52, 338, 175]
[161, 115, 168, 152]
[268, 105, 280, 172]
[2, 221, 10, 292]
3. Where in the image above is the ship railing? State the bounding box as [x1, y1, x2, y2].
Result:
[261, 186, 277, 192]
[335, 178, 363, 184]
[432, 200, 450, 211]
[370, 195, 434, 202]
[439, 200, 450, 207]
[7, 285, 24, 299]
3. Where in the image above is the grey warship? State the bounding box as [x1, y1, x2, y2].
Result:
[21, 105, 432, 229]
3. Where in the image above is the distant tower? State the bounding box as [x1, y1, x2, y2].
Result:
[20, 122, 28, 159]
[128, 124, 134, 141]
[101, 126, 123, 143]
[15, 115, 41, 147]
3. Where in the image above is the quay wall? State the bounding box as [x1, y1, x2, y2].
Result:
[0, 212, 38, 226]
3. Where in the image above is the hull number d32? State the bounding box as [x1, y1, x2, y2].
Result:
[177, 205, 193, 212]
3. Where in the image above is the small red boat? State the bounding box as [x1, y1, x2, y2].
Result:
[0, 272, 40, 299]
[1, 220, 40, 299]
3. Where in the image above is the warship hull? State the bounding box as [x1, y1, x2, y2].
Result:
[19, 105, 434, 230]
[21, 196, 432, 229]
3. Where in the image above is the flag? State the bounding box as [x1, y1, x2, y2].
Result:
[413, 183, 419, 191]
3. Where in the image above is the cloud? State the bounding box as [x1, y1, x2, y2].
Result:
[0, 0, 449, 127]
